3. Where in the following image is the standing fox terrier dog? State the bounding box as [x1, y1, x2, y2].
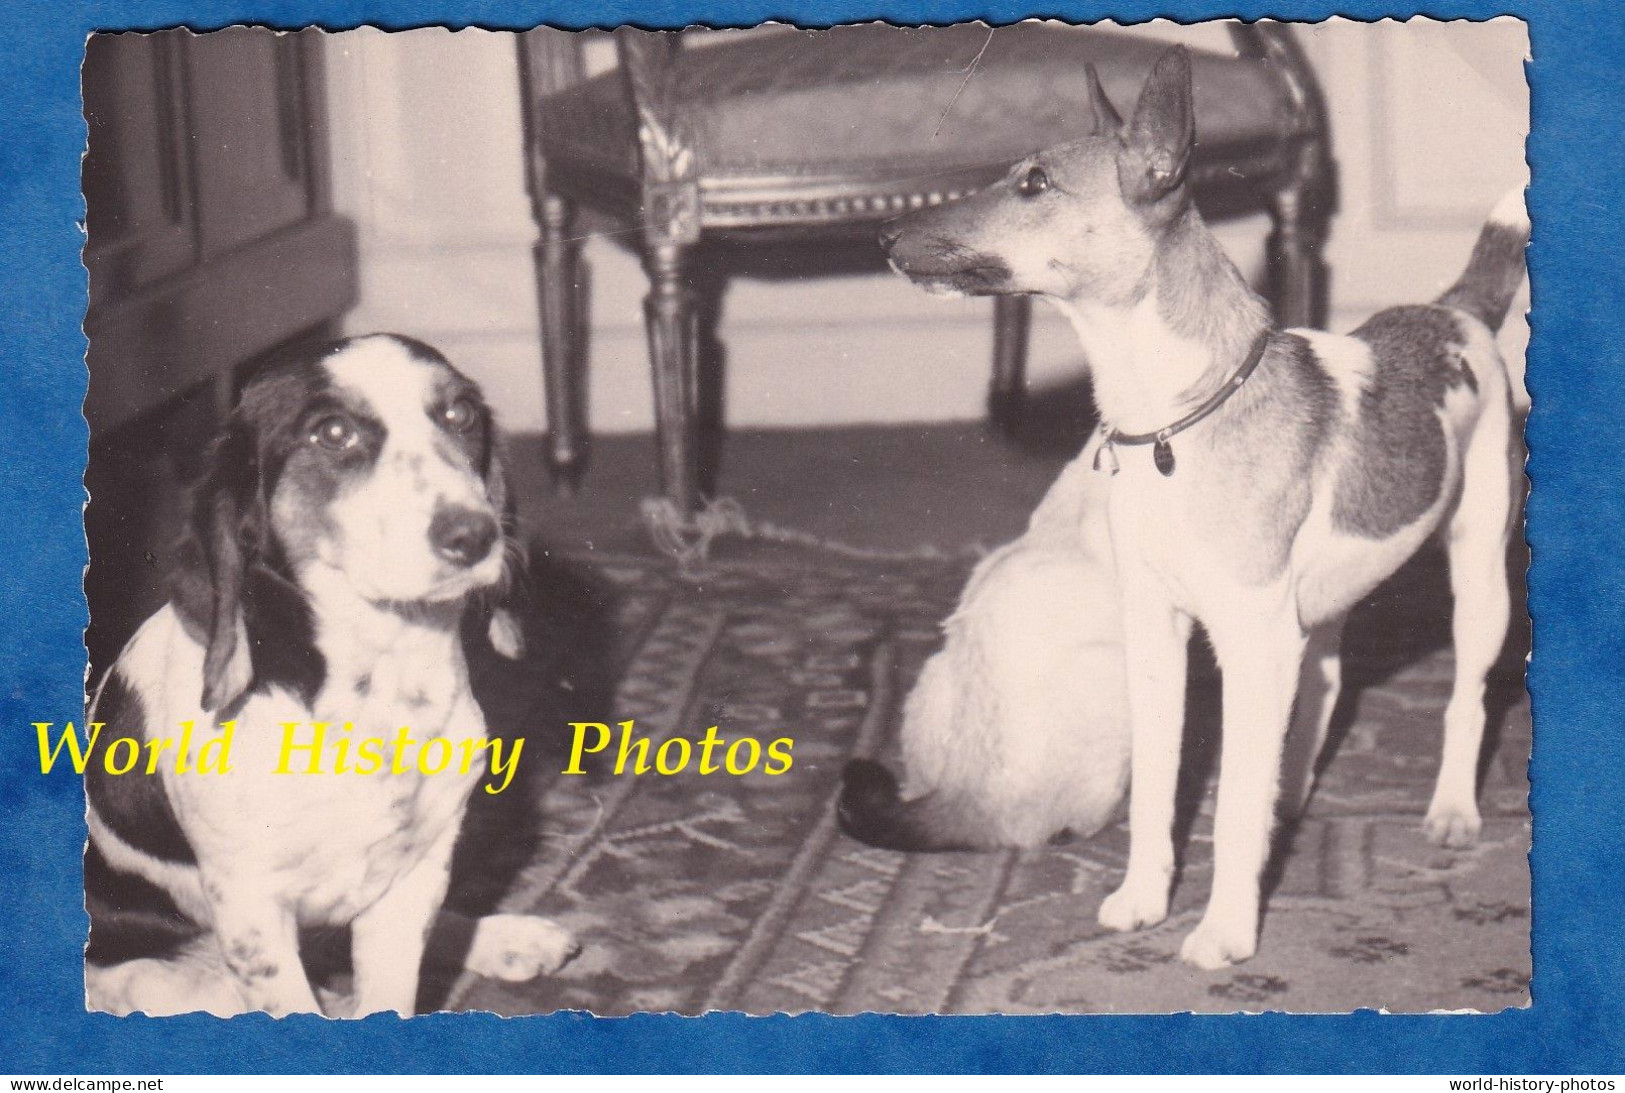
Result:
[878, 48, 1526, 968]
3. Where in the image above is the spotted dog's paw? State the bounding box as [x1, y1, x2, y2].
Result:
[465, 914, 580, 981]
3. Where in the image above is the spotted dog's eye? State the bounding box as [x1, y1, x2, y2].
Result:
[1016, 166, 1051, 197]
[310, 415, 358, 451]
[441, 397, 481, 434]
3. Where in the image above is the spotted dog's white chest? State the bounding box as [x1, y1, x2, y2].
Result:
[260, 675, 480, 923]
[257, 754, 478, 925]
[139, 608, 487, 926]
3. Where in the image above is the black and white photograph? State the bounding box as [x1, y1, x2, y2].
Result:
[79, 18, 1531, 1017]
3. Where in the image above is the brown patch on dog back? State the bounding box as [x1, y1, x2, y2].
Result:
[1332, 306, 1475, 539]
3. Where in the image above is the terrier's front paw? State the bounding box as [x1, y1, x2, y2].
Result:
[1423, 799, 1482, 849]
[465, 914, 580, 981]
[1098, 874, 1170, 933]
[1179, 914, 1257, 970]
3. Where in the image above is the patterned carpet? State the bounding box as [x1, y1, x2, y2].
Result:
[445, 539, 1531, 1016]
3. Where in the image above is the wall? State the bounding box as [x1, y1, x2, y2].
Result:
[323, 18, 1529, 438]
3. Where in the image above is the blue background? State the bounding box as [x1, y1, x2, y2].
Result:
[2, 0, 1620, 1074]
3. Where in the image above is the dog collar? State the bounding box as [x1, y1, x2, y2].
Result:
[1094, 328, 1274, 477]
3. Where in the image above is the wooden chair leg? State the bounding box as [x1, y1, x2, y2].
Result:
[1265, 162, 1331, 330]
[691, 255, 730, 499]
[536, 192, 588, 492]
[643, 240, 700, 522]
[989, 294, 1031, 434]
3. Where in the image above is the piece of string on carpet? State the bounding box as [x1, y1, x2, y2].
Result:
[640, 495, 988, 575]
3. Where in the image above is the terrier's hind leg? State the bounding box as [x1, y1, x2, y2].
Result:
[1427, 405, 1516, 848]
[1282, 615, 1347, 819]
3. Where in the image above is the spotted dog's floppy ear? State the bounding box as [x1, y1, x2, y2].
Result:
[172, 421, 265, 714]
[482, 437, 526, 661]
[487, 605, 525, 661]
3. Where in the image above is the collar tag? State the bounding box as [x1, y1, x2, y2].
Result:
[1153, 439, 1175, 476]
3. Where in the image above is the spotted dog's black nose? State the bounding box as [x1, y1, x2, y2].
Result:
[430, 506, 499, 567]
[876, 220, 905, 254]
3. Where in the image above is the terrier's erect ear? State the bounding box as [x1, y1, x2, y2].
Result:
[1084, 63, 1123, 135]
[1120, 46, 1196, 206]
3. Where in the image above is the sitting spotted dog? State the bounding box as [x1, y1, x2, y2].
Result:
[85, 334, 575, 1017]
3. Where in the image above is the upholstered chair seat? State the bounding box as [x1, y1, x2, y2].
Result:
[541, 25, 1303, 216]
